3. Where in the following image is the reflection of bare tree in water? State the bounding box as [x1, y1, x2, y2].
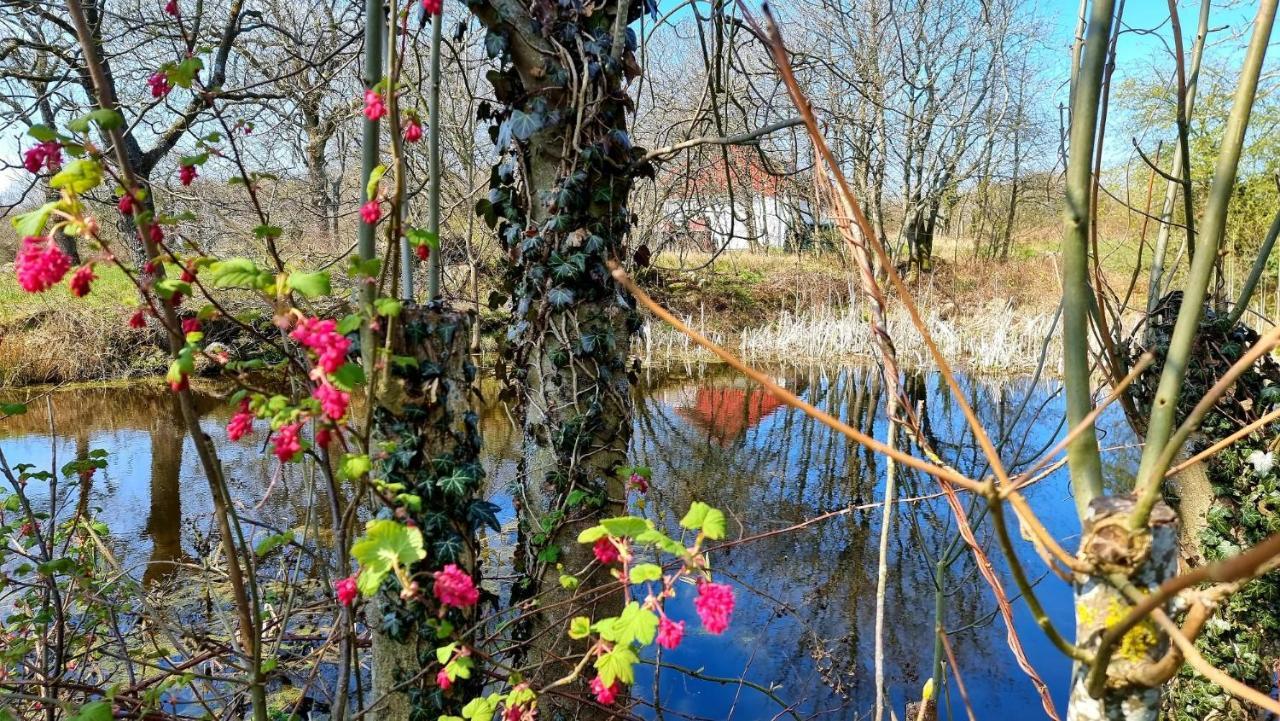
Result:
[627, 364, 1095, 716]
[144, 397, 189, 587]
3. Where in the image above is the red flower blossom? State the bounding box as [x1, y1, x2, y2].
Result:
[590, 676, 620, 705]
[403, 118, 423, 143]
[313, 383, 350, 421]
[628, 472, 648, 493]
[694, 581, 735, 635]
[118, 194, 135, 214]
[181, 265, 197, 283]
[15, 236, 72, 293]
[432, 563, 479, 608]
[422, 0, 442, 15]
[148, 72, 171, 98]
[272, 423, 303, 463]
[593, 537, 619, 565]
[227, 399, 254, 441]
[335, 575, 358, 606]
[148, 223, 164, 245]
[164, 0, 179, 15]
[657, 616, 685, 650]
[69, 264, 96, 298]
[22, 141, 61, 174]
[129, 309, 148, 329]
[179, 164, 197, 186]
[415, 243, 430, 261]
[169, 375, 189, 393]
[363, 89, 386, 120]
[290, 316, 351, 375]
[436, 668, 452, 691]
[181, 317, 202, 334]
[359, 200, 381, 224]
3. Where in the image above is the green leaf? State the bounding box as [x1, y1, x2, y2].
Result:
[435, 642, 458, 665]
[350, 519, 426, 597]
[27, 124, 56, 142]
[365, 164, 387, 200]
[180, 151, 210, 167]
[210, 258, 273, 290]
[406, 227, 440, 250]
[340, 454, 371, 480]
[67, 109, 123, 133]
[253, 224, 283, 239]
[680, 501, 726, 538]
[287, 270, 331, 299]
[600, 516, 648, 538]
[628, 563, 663, 584]
[167, 56, 204, 88]
[153, 278, 191, 300]
[568, 615, 591, 639]
[593, 644, 638, 686]
[635, 528, 686, 556]
[331, 362, 366, 391]
[461, 695, 501, 721]
[614, 602, 658, 646]
[337, 314, 362, 334]
[374, 297, 402, 318]
[1, 403, 27, 416]
[49, 158, 102, 194]
[69, 701, 112, 721]
[11, 201, 58, 237]
[560, 573, 580, 590]
[576, 525, 608, 544]
[436, 469, 474, 498]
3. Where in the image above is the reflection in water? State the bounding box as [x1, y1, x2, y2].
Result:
[0, 367, 1136, 719]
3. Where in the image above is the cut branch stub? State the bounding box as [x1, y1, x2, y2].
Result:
[1069, 495, 1179, 721]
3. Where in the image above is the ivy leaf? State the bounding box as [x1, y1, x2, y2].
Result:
[467, 500, 502, 532]
[433, 534, 465, 564]
[484, 30, 507, 59]
[436, 469, 475, 498]
[350, 519, 426, 597]
[287, 270, 331, 299]
[594, 644, 638, 686]
[546, 286, 575, 309]
[628, 563, 663, 584]
[507, 109, 542, 141]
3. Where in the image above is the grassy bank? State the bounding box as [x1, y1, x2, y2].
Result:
[0, 246, 1117, 386]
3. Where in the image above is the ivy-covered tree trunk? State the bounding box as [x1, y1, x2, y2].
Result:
[368, 304, 491, 720]
[471, 0, 647, 704]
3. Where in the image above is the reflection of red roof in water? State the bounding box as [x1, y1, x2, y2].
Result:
[675, 387, 786, 445]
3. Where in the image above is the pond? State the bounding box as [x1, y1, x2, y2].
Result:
[0, 364, 1138, 719]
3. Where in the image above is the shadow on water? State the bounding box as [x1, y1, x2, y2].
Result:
[0, 366, 1137, 719]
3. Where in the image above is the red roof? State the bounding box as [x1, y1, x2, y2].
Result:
[675, 387, 786, 446]
[668, 145, 789, 198]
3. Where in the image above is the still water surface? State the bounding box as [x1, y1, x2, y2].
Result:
[0, 365, 1137, 719]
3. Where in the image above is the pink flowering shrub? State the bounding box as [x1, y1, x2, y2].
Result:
[15, 236, 71, 292]
[433, 564, 479, 608]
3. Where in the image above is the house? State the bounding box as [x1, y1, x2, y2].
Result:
[659, 145, 819, 252]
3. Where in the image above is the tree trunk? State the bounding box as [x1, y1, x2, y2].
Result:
[1068, 496, 1178, 721]
[369, 304, 486, 720]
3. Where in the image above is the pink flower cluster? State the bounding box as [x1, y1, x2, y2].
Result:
[422, 0, 442, 15]
[290, 316, 351, 375]
[164, 0, 179, 15]
[335, 575, 358, 606]
[363, 89, 386, 120]
[436, 668, 452, 691]
[694, 581, 735, 635]
[273, 423, 302, 463]
[359, 200, 381, 224]
[590, 676, 620, 705]
[118, 194, 136, 215]
[593, 537, 619, 565]
[657, 616, 684, 650]
[314, 383, 350, 421]
[15, 236, 71, 293]
[403, 118, 422, 143]
[432, 564, 479, 608]
[181, 317, 202, 334]
[227, 399, 254, 441]
[148, 72, 171, 98]
[69, 265, 96, 298]
[23, 141, 62, 174]
[179, 164, 197, 186]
